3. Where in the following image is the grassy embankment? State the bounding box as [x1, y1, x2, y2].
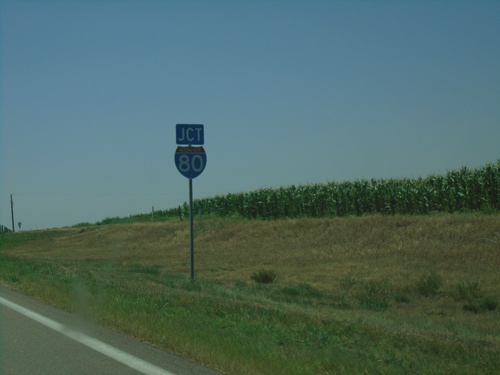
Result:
[1, 214, 499, 374]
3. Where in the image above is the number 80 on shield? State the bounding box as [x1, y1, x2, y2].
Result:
[174, 146, 207, 179]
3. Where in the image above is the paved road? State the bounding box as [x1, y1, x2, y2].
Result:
[0, 286, 222, 375]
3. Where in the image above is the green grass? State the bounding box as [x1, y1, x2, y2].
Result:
[1, 215, 499, 374]
[1, 256, 496, 374]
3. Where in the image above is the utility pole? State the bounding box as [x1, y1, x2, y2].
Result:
[10, 194, 15, 232]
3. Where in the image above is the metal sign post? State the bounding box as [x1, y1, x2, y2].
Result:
[189, 178, 194, 280]
[174, 124, 206, 280]
[10, 194, 15, 233]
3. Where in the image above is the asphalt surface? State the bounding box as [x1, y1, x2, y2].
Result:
[0, 286, 223, 375]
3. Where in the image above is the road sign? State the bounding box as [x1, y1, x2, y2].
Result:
[174, 125, 207, 281]
[174, 146, 207, 179]
[176, 124, 204, 145]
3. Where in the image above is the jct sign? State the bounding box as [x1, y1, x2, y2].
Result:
[176, 124, 204, 145]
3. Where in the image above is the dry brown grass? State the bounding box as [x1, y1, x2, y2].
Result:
[5, 214, 499, 296]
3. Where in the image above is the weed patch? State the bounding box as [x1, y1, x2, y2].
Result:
[453, 280, 498, 313]
[455, 280, 482, 301]
[394, 294, 411, 303]
[340, 275, 358, 289]
[463, 297, 498, 313]
[251, 269, 277, 284]
[358, 279, 393, 311]
[358, 294, 390, 310]
[127, 263, 162, 275]
[416, 271, 443, 297]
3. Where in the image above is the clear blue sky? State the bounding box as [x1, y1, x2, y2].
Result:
[1, 0, 499, 229]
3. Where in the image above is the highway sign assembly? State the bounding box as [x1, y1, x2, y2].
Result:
[174, 124, 207, 280]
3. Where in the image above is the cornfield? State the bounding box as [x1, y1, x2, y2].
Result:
[102, 161, 499, 225]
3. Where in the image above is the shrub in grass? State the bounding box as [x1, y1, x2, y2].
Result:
[358, 279, 392, 311]
[416, 271, 443, 297]
[463, 300, 483, 314]
[394, 294, 410, 303]
[365, 279, 392, 296]
[481, 297, 498, 311]
[455, 280, 481, 301]
[359, 295, 390, 311]
[454, 280, 497, 313]
[463, 297, 498, 313]
[340, 275, 358, 290]
[463, 303, 480, 313]
[251, 269, 277, 284]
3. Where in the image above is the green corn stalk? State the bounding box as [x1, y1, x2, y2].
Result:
[167, 161, 498, 222]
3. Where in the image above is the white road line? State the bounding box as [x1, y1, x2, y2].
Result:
[0, 296, 175, 375]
